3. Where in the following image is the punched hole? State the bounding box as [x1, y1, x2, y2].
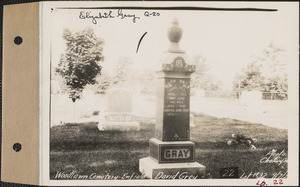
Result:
[14, 36, 23, 45]
[13, 143, 22, 152]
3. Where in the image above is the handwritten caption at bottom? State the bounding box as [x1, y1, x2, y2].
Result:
[256, 179, 284, 186]
[55, 170, 146, 180]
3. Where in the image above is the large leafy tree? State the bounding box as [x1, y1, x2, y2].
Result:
[56, 28, 104, 102]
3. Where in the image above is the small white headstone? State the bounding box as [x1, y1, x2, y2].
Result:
[190, 113, 196, 127]
[98, 87, 140, 131]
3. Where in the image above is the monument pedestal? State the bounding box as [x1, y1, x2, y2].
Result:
[139, 157, 206, 179]
[139, 138, 206, 179]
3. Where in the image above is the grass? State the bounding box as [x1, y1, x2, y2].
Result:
[50, 114, 287, 179]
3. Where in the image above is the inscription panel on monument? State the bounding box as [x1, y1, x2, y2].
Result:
[163, 78, 190, 141]
[106, 114, 133, 122]
[161, 146, 194, 162]
[164, 149, 190, 159]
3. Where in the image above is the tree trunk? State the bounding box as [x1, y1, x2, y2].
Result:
[73, 101, 76, 121]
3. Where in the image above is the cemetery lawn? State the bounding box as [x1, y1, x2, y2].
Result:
[50, 114, 288, 179]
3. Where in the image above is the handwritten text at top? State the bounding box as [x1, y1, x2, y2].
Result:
[79, 9, 160, 24]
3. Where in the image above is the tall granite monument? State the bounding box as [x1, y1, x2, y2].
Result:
[139, 19, 206, 179]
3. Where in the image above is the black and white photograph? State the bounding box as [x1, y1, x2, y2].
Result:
[39, 1, 299, 186]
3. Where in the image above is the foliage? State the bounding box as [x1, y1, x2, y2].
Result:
[260, 43, 288, 99]
[112, 57, 136, 86]
[56, 28, 104, 102]
[190, 54, 221, 97]
[94, 71, 112, 94]
[190, 54, 208, 89]
[93, 57, 155, 94]
[234, 61, 265, 90]
[136, 70, 157, 94]
[233, 42, 288, 99]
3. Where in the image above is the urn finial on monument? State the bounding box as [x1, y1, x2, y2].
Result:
[162, 18, 195, 72]
[168, 18, 184, 53]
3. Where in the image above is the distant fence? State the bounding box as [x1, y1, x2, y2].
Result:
[236, 91, 288, 100]
[261, 92, 288, 100]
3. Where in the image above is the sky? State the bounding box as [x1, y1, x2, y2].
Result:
[49, 2, 298, 90]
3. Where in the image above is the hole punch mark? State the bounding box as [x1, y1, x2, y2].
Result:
[14, 36, 23, 45]
[136, 32, 147, 53]
[13, 143, 22, 152]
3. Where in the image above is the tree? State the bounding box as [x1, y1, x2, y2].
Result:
[112, 57, 136, 86]
[259, 42, 288, 99]
[93, 71, 112, 94]
[136, 69, 156, 94]
[239, 61, 265, 90]
[190, 54, 221, 96]
[56, 28, 104, 102]
[233, 42, 288, 99]
[190, 54, 209, 89]
[91, 57, 141, 95]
